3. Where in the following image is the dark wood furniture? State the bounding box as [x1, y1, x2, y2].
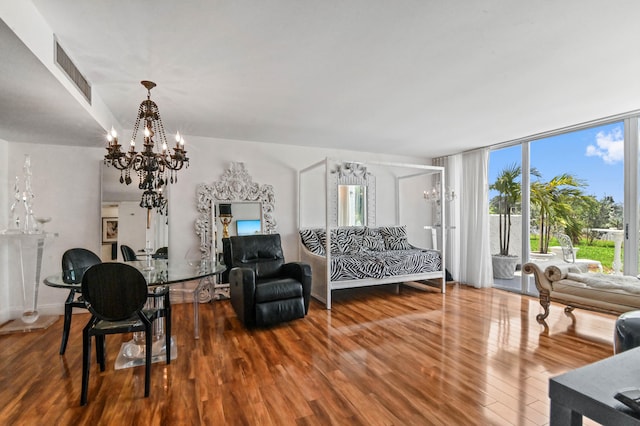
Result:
[550, 346, 640, 425]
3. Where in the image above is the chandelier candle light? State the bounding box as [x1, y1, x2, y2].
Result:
[104, 80, 189, 210]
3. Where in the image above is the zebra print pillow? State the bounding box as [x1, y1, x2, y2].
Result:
[299, 229, 324, 255]
[379, 225, 411, 250]
[341, 227, 365, 254]
[329, 229, 345, 254]
[316, 229, 328, 254]
[318, 229, 350, 255]
[363, 227, 385, 251]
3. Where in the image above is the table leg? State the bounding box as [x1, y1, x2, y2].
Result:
[193, 279, 202, 339]
[550, 400, 582, 426]
[192, 276, 214, 339]
[114, 292, 177, 369]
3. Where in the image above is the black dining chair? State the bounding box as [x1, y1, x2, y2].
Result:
[120, 244, 138, 261]
[60, 248, 101, 355]
[152, 246, 168, 259]
[80, 262, 170, 405]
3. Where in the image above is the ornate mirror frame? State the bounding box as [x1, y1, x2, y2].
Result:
[196, 162, 277, 259]
[329, 162, 376, 227]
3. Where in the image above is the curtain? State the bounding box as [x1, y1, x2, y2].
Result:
[456, 149, 493, 288]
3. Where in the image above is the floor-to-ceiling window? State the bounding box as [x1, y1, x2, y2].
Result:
[530, 122, 624, 274]
[489, 117, 633, 295]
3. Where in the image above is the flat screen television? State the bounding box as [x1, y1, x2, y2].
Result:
[236, 219, 261, 236]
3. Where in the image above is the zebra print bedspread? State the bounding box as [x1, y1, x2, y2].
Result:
[329, 248, 441, 281]
[300, 227, 441, 282]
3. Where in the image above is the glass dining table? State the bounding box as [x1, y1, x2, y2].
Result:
[44, 259, 225, 368]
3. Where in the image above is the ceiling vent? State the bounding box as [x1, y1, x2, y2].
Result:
[54, 38, 91, 104]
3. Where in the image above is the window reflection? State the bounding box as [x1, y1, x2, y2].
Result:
[338, 184, 367, 226]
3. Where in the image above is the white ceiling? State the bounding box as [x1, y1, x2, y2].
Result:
[2, 1, 640, 157]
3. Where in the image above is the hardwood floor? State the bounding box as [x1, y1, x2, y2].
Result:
[0, 283, 615, 425]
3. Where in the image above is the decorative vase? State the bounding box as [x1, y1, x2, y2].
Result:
[492, 255, 519, 279]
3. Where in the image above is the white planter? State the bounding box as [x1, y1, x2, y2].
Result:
[492, 255, 519, 279]
[530, 252, 556, 261]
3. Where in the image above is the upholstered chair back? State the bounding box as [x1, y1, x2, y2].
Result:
[228, 234, 285, 280]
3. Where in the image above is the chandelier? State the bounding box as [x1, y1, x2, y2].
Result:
[104, 80, 189, 209]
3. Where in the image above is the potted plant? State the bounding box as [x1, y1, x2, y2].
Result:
[490, 164, 521, 279]
[530, 173, 584, 255]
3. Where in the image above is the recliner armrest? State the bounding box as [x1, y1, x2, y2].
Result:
[230, 267, 258, 326]
[282, 262, 312, 313]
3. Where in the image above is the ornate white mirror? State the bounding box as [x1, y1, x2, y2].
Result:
[330, 162, 375, 227]
[196, 162, 276, 261]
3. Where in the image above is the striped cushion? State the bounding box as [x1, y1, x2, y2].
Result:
[340, 227, 365, 254]
[379, 225, 411, 250]
[363, 227, 385, 251]
[299, 229, 324, 255]
[330, 249, 441, 281]
[301, 226, 442, 282]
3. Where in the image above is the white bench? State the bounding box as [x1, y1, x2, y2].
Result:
[523, 261, 640, 322]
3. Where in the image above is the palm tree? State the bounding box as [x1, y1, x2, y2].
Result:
[490, 163, 521, 256]
[530, 173, 585, 253]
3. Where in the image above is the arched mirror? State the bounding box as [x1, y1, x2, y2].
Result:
[100, 163, 169, 262]
[195, 162, 276, 263]
[330, 162, 376, 227]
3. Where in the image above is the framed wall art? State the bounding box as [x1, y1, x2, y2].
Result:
[102, 217, 118, 243]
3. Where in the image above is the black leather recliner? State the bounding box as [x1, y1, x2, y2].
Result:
[228, 234, 312, 327]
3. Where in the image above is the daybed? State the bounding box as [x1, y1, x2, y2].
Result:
[522, 261, 640, 322]
[298, 157, 447, 309]
[300, 225, 442, 305]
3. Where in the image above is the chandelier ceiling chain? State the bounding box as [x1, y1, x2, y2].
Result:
[104, 80, 189, 210]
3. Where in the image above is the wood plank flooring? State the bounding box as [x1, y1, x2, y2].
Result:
[0, 283, 616, 425]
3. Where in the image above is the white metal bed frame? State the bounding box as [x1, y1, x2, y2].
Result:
[298, 157, 446, 309]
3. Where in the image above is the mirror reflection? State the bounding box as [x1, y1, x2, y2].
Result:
[100, 164, 169, 262]
[213, 202, 262, 249]
[338, 185, 367, 226]
[214, 202, 262, 284]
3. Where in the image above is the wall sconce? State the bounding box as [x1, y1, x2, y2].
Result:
[423, 187, 456, 203]
[424, 186, 456, 227]
[218, 204, 233, 238]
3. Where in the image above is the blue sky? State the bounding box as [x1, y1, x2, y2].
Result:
[489, 121, 624, 203]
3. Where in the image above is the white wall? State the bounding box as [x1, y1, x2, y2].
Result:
[1, 136, 429, 318]
[0, 138, 8, 322]
[118, 201, 147, 256]
[2, 142, 102, 319]
[398, 172, 434, 249]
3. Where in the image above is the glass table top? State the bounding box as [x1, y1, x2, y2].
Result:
[44, 259, 225, 289]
